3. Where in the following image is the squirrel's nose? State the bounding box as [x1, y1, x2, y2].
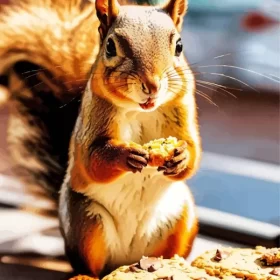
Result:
[141, 77, 160, 95]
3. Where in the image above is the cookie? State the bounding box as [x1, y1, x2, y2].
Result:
[102, 255, 239, 280]
[142, 136, 182, 167]
[191, 246, 280, 280]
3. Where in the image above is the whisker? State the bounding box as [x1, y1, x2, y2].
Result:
[268, 73, 280, 81]
[59, 96, 81, 109]
[29, 81, 45, 90]
[194, 72, 259, 93]
[19, 65, 64, 76]
[168, 68, 259, 93]
[188, 49, 256, 68]
[167, 50, 253, 78]
[24, 71, 48, 80]
[196, 89, 218, 107]
[166, 68, 194, 78]
[168, 79, 219, 107]
[66, 86, 85, 92]
[196, 80, 238, 98]
[213, 53, 233, 60]
[196, 80, 242, 91]
[196, 82, 235, 99]
[193, 65, 280, 83]
[29, 76, 88, 91]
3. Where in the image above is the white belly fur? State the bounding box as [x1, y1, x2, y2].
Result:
[84, 167, 195, 268]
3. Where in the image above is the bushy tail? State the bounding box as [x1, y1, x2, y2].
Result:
[0, 0, 168, 214]
[0, 0, 100, 209]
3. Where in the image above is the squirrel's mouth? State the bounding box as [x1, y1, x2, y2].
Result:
[139, 97, 156, 110]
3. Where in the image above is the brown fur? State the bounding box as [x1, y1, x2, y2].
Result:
[0, 0, 100, 202]
[0, 0, 99, 93]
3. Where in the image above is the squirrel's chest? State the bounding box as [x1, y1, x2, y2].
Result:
[118, 111, 164, 144]
[86, 172, 188, 269]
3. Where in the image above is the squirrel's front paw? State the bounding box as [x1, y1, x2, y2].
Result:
[157, 140, 189, 176]
[123, 145, 149, 173]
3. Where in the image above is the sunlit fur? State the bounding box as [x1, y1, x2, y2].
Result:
[0, 0, 99, 92]
[0, 0, 100, 201]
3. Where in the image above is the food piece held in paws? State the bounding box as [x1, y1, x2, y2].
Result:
[142, 137, 183, 167]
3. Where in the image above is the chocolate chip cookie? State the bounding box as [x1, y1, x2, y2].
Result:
[102, 255, 239, 280]
[191, 246, 280, 280]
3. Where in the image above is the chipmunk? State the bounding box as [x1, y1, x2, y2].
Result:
[0, 0, 201, 279]
[59, 0, 201, 278]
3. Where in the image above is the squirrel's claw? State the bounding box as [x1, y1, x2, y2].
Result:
[126, 147, 149, 173]
[158, 140, 189, 176]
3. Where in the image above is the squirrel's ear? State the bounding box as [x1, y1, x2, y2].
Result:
[96, 0, 120, 40]
[162, 0, 188, 31]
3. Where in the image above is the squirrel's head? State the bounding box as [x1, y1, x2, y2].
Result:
[91, 0, 193, 112]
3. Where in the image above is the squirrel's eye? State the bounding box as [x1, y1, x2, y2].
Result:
[106, 38, 117, 58]
[175, 39, 183, 57]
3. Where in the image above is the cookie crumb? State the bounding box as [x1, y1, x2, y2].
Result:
[260, 248, 280, 266]
[157, 276, 174, 280]
[270, 268, 280, 276]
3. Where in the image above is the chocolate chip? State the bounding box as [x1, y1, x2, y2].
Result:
[148, 264, 159, 272]
[195, 278, 207, 280]
[214, 249, 229, 262]
[157, 276, 174, 280]
[139, 257, 162, 272]
[270, 268, 280, 276]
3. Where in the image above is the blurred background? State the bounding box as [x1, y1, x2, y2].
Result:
[184, 0, 280, 227]
[186, 0, 279, 164]
[0, 0, 279, 279]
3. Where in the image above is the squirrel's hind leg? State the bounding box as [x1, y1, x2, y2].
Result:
[59, 186, 108, 279]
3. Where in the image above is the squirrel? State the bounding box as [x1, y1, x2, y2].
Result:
[60, 0, 201, 279]
[0, 0, 201, 279]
